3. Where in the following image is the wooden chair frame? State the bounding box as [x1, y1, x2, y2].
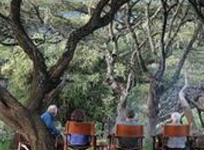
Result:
[17, 133, 30, 150]
[161, 124, 190, 150]
[189, 135, 204, 150]
[64, 121, 96, 150]
[109, 124, 144, 150]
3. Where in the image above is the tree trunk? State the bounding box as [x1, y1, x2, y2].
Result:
[147, 82, 159, 135]
[0, 87, 55, 150]
[179, 76, 197, 131]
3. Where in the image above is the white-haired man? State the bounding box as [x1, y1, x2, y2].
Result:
[41, 105, 61, 136]
[41, 105, 65, 150]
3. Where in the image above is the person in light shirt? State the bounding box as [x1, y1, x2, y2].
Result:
[166, 112, 186, 150]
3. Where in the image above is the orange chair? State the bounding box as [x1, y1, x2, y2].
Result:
[110, 124, 144, 150]
[64, 121, 96, 150]
[162, 124, 190, 150]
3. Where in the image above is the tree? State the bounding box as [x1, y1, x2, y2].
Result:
[102, 0, 201, 135]
[0, 0, 130, 149]
[140, 0, 200, 134]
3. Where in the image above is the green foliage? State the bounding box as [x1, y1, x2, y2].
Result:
[143, 139, 153, 150]
[0, 140, 11, 150]
[0, 121, 14, 150]
[0, 46, 32, 101]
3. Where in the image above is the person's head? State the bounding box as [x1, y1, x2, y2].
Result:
[47, 105, 58, 117]
[125, 109, 135, 119]
[71, 109, 86, 122]
[171, 112, 181, 123]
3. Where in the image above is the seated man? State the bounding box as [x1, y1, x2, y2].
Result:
[113, 109, 139, 149]
[41, 105, 64, 149]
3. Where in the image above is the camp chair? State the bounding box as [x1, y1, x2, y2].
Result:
[152, 133, 163, 150]
[189, 134, 204, 150]
[109, 124, 144, 150]
[18, 132, 62, 150]
[64, 121, 96, 150]
[17, 133, 30, 150]
[162, 124, 190, 150]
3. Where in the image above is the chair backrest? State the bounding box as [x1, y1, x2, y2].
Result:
[163, 124, 190, 137]
[65, 121, 95, 135]
[115, 124, 144, 138]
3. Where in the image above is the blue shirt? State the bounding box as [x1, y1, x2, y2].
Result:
[41, 112, 60, 136]
[67, 134, 91, 146]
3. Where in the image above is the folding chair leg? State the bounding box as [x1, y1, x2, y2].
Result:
[140, 138, 143, 150]
[18, 143, 21, 150]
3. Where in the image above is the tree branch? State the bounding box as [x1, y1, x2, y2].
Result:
[165, 0, 186, 55]
[189, 0, 204, 23]
[10, 0, 48, 77]
[155, 0, 168, 80]
[145, 1, 156, 55]
[171, 23, 201, 82]
[49, 0, 131, 80]
[126, 4, 156, 81]
[178, 68, 197, 130]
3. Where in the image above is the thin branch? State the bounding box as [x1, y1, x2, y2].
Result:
[165, 1, 189, 57]
[109, 21, 118, 56]
[167, 1, 182, 40]
[155, 0, 168, 80]
[179, 67, 197, 130]
[0, 42, 18, 46]
[31, 3, 44, 24]
[171, 23, 201, 82]
[145, 1, 156, 54]
[126, 3, 156, 81]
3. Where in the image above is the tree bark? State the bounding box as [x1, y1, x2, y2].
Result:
[0, 87, 55, 150]
[179, 70, 197, 131]
[147, 81, 164, 135]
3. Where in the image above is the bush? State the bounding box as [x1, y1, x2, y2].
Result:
[0, 140, 11, 150]
[0, 121, 14, 150]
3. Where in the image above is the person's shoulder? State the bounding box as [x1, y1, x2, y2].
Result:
[132, 121, 139, 125]
[41, 111, 51, 118]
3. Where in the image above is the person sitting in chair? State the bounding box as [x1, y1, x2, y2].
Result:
[113, 109, 139, 149]
[41, 105, 65, 150]
[67, 109, 91, 148]
[166, 112, 186, 150]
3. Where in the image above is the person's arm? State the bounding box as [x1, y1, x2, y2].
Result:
[43, 114, 60, 136]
